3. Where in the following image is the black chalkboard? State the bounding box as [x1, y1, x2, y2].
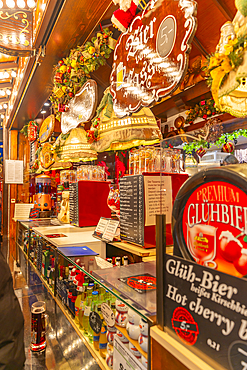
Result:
[120, 175, 144, 246]
[89, 311, 102, 334]
[164, 254, 247, 370]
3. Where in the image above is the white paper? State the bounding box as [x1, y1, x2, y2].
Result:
[14, 203, 34, 219]
[102, 219, 119, 241]
[113, 335, 146, 370]
[95, 217, 109, 234]
[5, 160, 23, 184]
[144, 175, 172, 226]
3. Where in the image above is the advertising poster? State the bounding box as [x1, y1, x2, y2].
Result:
[164, 254, 247, 370]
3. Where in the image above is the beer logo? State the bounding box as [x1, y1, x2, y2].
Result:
[171, 307, 199, 345]
[182, 181, 247, 277]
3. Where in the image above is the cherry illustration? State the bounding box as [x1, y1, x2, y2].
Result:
[234, 250, 247, 275]
[219, 231, 242, 262]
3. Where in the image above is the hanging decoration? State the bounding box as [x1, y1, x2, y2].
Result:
[39, 115, 55, 143]
[222, 142, 234, 153]
[88, 88, 162, 152]
[56, 127, 97, 162]
[50, 28, 115, 120]
[61, 80, 97, 134]
[180, 56, 207, 91]
[185, 99, 219, 125]
[205, 2, 247, 116]
[110, 0, 197, 118]
[39, 143, 55, 169]
[183, 128, 247, 154]
[20, 120, 39, 141]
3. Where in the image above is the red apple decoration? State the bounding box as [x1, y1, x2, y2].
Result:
[234, 250, 247, 275]
[219, 231, 242, 262]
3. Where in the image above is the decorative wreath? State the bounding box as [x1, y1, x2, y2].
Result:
[50, 28, 114, 120]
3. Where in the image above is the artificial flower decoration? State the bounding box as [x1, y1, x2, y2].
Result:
[50, 29, 115, 120]
[185, 99, 219, 125]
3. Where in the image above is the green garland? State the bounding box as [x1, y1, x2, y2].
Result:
[183, 129, 247, 154]
[50, 28, 114, 120]
[185, 99, 219, 124]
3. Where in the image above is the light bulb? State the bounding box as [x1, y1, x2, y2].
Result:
[1, 115, 4, 119]
[0, 105, 2, 110]
[41, 110, 46, 114]
[3, 104, 8, 109]
[17, 0, 25, 7]
[0, 90, 5, 96]
[6, 0, 15, 8]
[4, 72, 9, 79]
[27, 0, 35, 8]
[6, 89, 11, 95]
[44, 102, 50, 106]
[0, 1, 3, 8]
[11, 70, 17, 78]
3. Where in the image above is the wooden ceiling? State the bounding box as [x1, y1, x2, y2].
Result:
[5, 0, 237, 130]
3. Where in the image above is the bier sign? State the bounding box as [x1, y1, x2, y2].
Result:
[172, 166, 247, 278]
[110, 0, 197, 117]
[164, 254, 247, 370]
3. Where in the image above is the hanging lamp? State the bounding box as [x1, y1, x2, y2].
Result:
[57, 126, 97, 162]
[90, 88, 162, 152]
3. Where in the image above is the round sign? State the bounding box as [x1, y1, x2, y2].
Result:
[171, 307, 199, 346]
[156, 16, 177, 58]
[39, 143, 54, 169]
[229, 341, 247, 370]
[39, 115, 55, 143]
[101, 303, 115, 327]
[89, 311, 102, 334]
[173, 166, 247, 278]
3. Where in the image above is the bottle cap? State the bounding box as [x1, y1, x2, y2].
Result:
[92, 291, 99, 295]
[83, 282, 88, 286]
[88, 283, 94, 288]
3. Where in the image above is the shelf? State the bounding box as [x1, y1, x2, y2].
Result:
[115, 325, 148, 359]
[23, 246, 109, 370]
[54, 295, 109, 370]
[109, 241, 156, 257]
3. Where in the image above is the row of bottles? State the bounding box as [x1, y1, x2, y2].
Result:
[56, 261, 148, 368]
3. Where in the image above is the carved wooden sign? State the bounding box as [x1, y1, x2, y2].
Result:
[110, 0, 197, 117]
[61, 80, 98, 134]
[0, 9, 33, 56]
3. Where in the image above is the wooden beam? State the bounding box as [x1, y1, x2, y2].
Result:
[0, 62, 18, 70]
[0, 82, 12, 89]
[192, 36, 209, 57]
[211, 0, 234, 21]
[0, 98, 9, 104]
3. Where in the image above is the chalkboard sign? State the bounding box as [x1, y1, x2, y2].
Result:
[89, 311, 102, 334]
[164, 254, 247, 370]
[120, 175, 144, 246]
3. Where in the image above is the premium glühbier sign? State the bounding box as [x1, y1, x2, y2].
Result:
[172, 165, 247, 278]
[164, 254, 247, 370]
[110, 0, 197, 117]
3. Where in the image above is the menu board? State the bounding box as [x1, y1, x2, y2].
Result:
[5, 160, 23, 184]
[120, 175, 144, 246]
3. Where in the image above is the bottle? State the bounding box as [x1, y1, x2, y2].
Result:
[75, 284, 83, 325]
[123, 256, 128, 265]
[115, 257, 121, 267]
[82, 289, 92, 335]
[79, 283, 88, 329]
[99, 307, 107, 359]
[91, 291, 99, 347]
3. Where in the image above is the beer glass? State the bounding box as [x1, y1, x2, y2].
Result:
[31, 301, 49, 352]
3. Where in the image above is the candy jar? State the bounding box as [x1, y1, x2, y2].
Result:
[107, 325, 117, 345]
[116, 330, 129, 347]
[106, 343, 113, 368]
[126, 308, 140, 340]
[107, 185, 120, 218]
[142, 355, 148, 368]
[129, 342, 142, 360]
[138, 318, 148, 353]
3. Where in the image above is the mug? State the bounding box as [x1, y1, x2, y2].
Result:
[31, 301, 49, 352]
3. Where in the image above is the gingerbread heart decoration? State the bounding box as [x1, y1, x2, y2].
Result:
[61, 79, 98, 134]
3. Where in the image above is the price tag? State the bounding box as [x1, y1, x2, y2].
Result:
[84, 306, 91, 316]
[101, 303, 115, 327]
[89, 311, 102, 334]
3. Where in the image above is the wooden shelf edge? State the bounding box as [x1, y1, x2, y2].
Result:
[115, 325, 148, 359]
[110, 241, 156, 257]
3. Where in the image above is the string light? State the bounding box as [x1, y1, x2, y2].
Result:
[3, 104, 8, 109]
[17, 0, 25, 7]
[0, 1, 3, 8]
[11, 70, 17, 78]
[6, 0, 15, 8]
[6, 89, 11, 95]
[1, 115, 4, 119]
[27, 0, 36, 8]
